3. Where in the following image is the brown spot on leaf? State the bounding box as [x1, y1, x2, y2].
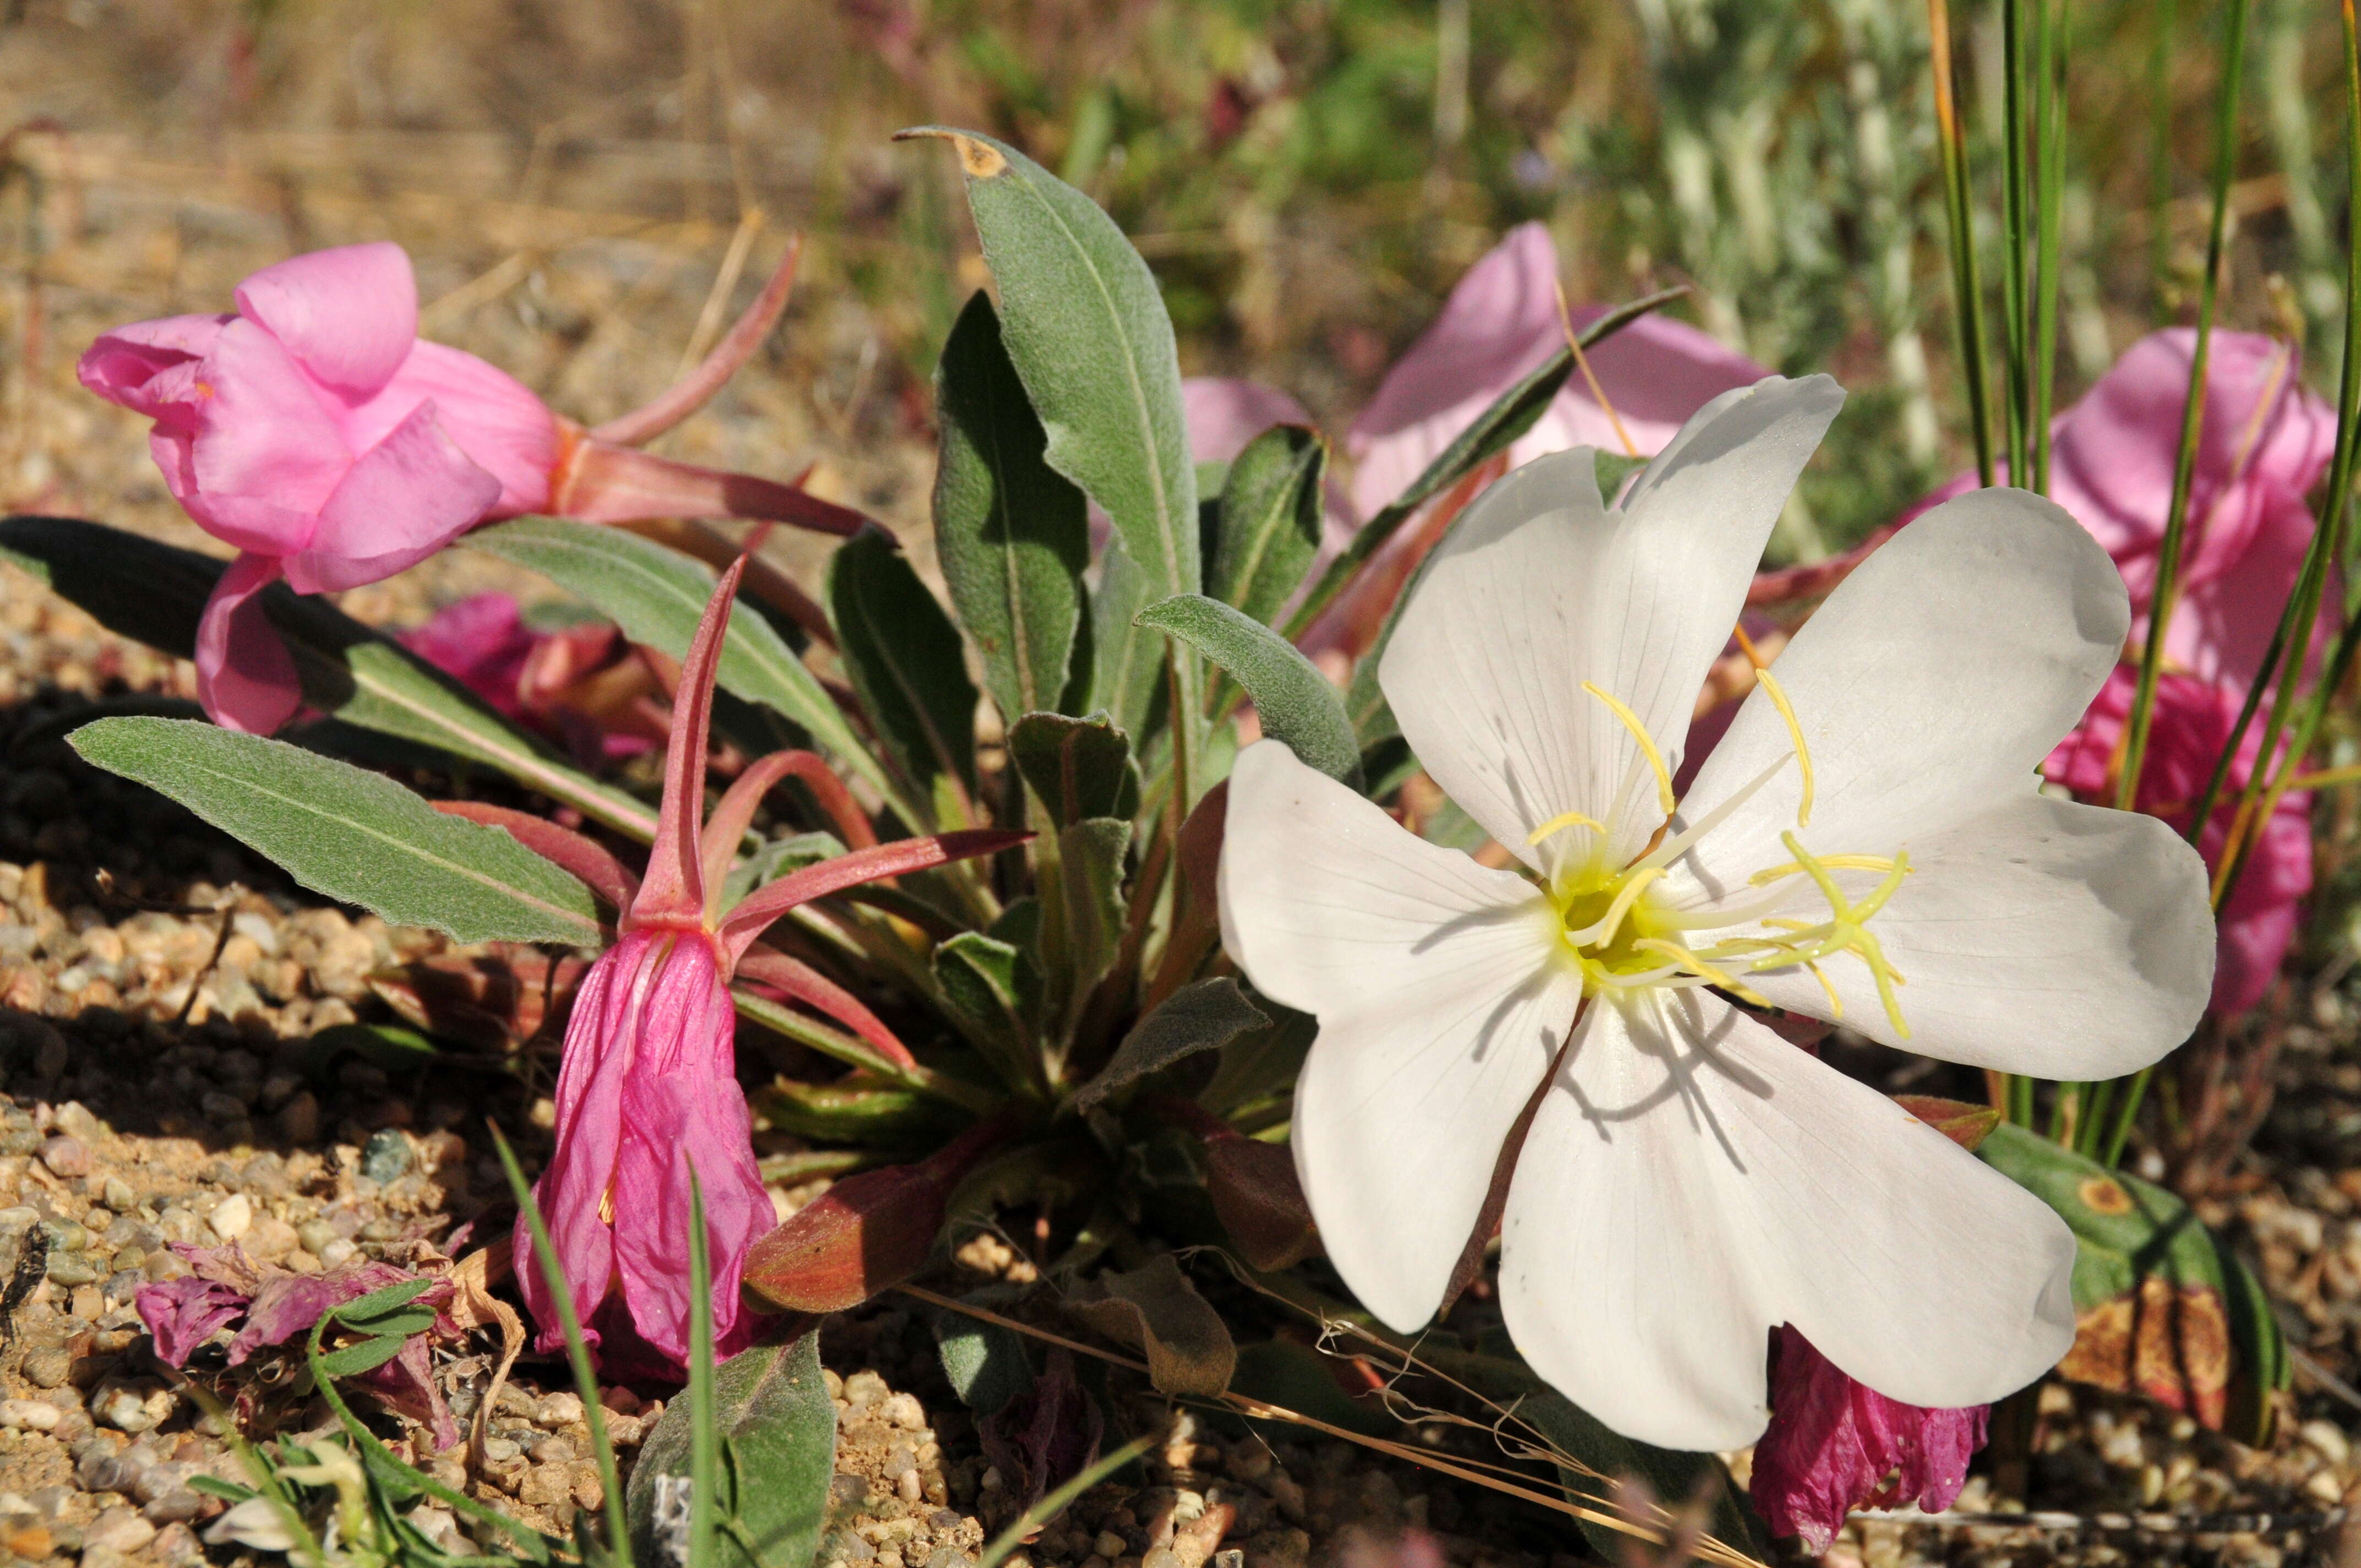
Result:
[2055, 1277, 2232, 1429]
[951, 134, 1007, 178]
[2078, 1176, 2135, 1215]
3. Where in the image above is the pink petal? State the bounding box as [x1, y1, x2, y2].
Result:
[234, 241, 418, 395]
[518, 938, 637, 1354]
[284, 400, 502, 592]
[1182, 377, 1313, 465]
[1751, 1326, 1989, 1553]
[183, 318, 356, 555]
[399, 592, 535, 718]
[195, 552, 302, 735]
[135, 1275, 247, 1367]
[75, 314, 231, 419]
[341, 341, 559, 516]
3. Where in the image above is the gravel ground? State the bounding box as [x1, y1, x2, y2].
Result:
[7, 563, 2361, 1568]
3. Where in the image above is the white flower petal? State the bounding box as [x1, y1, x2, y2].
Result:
[1500, 990, 2077, 1451]
[1218, 740, 1577, 1331]
[1733, 793, 2213, 1076]
[1381, 376, 1843, 875]
[1664, 487, 2129, 906]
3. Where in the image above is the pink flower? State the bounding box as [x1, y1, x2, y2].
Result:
[79, 241, 863, 737]
[1751, 1325, 1988, 1553]
[2044, 667, 2310, 1015]
[486, 558, 1024, 1375]
[1908, 329, 2336, 688]
[399, 592, 660, 764]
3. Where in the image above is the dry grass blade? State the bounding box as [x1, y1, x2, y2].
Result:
[894, 1284, 1769, 1568]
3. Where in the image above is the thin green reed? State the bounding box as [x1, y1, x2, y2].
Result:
[2000, 0, 2034, 482]
[2030, 0, 2068, 496]
[1930, 0, 1998, 487]
[2112, 0, 2251, 818]
[687, 1168, 719, 1568]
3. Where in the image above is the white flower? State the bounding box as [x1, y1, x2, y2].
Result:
[1217, 375, 2215, 1451]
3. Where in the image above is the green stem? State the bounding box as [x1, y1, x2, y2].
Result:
[2030, 0, 2068, 496]
[1930, 0, 1999, 487]
[2114, 0, 2251, 814]
[2001, 0, 2033, 483]
[687, 1169, 719, 1568]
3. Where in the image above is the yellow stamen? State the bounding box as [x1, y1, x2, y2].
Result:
[1634, 938, 1770, 1007]
[1527, 808, 1609, 846]
[1748, 661, 1814, 827]
[1805, 959, 1844, 1020]
[1748, 853, 1905, 886]
[1742, 833, 1914, 1039]
[1583, 682, 1675, 817]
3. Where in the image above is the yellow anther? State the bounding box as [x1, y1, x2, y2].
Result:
[1748, 853, 1905, 887]
[1583, 682, 1675, 817]
[1740, 832, 1914, 1039]
[1527, 808, 1608, 846]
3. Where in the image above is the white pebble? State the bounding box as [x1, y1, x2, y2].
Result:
[207, 1194, 252, 1243]
[0, 1400, 58, 1431]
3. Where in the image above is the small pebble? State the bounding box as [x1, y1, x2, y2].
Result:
[0, 1400, 58, 1432]
[46, 1250, 100, 1286]
[206, 1194, 252, 1242]
[84, 1506, 155, 1555]
[102, 1177, 135, 1214]
[897, 1469, 923, 1504]
[39, 1135, 89, 1178]
[527, 1434, 576, 1466]
[538, 1392, 586, 1427]
[21, 1347, 71, 1389]
[882, 1392, 927, 1430]
[360, 1130, 412, 1182]
[481, 1435, 522, 1463]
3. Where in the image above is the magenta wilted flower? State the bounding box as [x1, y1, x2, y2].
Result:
[458, 558, 1022, 1375]
[78, 240, 864, 737]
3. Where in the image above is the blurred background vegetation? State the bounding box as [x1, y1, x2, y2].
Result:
[0, 0, 2348, 569]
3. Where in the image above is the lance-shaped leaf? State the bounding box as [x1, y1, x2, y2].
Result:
[750, 1077, 955, 1146]
[933, 932, 1043, 1092]
[1, 515, 654, 840]
[829, 530, 980, 806]
[1074, 978, 1267, 1110]
[1008, 712, 1139, 828]
[937, 1311, 1033, 1417]
[934, 291, 1090, 722]
[467, 516, 896, 808]
[900, 128, 1198, 618]
[1067, 1254, 1234, 1397]
[69, 718, 601, 946]
[627, 1329, 836, 1568]
[1207, 425, 1327, 627]
[1059, 817, 1131, 1002]
[1979, 1124, 2287, 1443]
[1090, 540, 1165, 741]
[1136, 595, 1360, 787]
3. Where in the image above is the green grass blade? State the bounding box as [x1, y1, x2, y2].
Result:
[974, 1436, 1157, 1568]
[2030, 0, 2068, 496]
[1930, 0, 1998, 487]
[686, 1167, 719, 1568]
[2000, 0, 2033, 483]
[2113, 0, 2253, 814]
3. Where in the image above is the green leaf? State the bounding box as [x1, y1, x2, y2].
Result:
[1207, 425, 1327, 627]
[628, 1330, 837, 1568]
[335, 1306, 437, 1341]
[467, 517, 895, 808]
[1090, 540, 1165, 741]
[905, 128, 1198, 617]
[1058, 816, 1131, 1002]
[750, 1077, 958, 1145]
[1519, 1392, 1770, 1563]
[1007, 712, 1139, 829]
[933, 932, 1043, 1092]
[314, 1334, 412, 1380]
[1074, 978, 1269, 1110]
[330, 1278, 437, 1324]
[1, 516, 654, 841]
[829, 530, 980, 802]
[69, 719, 601, 945]
[1198, 1003, 1315, 1117]
[934, 291, 1090, 722]
[935, 1312, 1033, 1417]
[1979, 1123, 2287, 1442]
[1135, 595, 1360, 787]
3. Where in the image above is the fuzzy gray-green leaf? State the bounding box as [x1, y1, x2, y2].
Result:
[934, 291, 1089, 722]
[69, 718, 601, 946]
[1208, 425, 1326, 627]
[1135, 595, 1360, 787]
[830, 530, 981, 805]
[1074, 978, 1269, 1111]
[1008, 712, 1139, 829]
[628, 1330, 836, 1568]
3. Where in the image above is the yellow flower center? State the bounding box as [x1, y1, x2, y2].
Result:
[1529, 673, 1916, 1037]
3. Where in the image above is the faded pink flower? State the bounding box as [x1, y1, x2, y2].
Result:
[399, 592, 657, 764]
[79, 241, 861, 737]
[493, 558, 1024, 1375]
[1910, 329, 2336, 688]
[2044, 667, 2310, 1015]
[1751, 1325, 1988, 1553]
